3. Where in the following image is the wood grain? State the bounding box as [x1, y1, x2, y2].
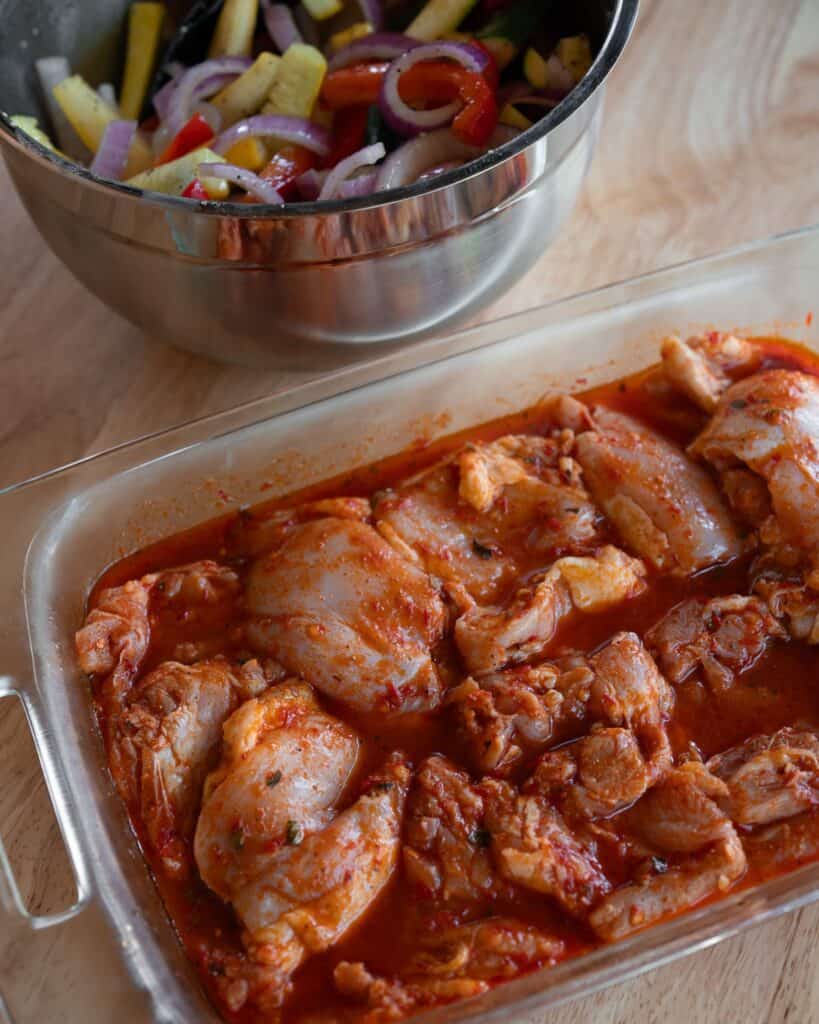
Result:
[3, 0, 819, 1020]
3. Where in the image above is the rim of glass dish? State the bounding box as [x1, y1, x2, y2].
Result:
[0, 0, 638, 219]
[1, 216, 817, 501]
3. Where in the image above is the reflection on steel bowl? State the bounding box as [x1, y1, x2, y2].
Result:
[0, 0, 637, 366]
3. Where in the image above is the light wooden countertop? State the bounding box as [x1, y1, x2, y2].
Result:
[2, 0, 819, 1021]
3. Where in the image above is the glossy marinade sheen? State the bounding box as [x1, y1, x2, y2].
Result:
[88, 337, 819, 1023]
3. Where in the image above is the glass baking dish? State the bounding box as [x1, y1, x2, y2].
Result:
[4, 223, 819, 1024]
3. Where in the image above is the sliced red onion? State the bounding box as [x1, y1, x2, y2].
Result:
[356, 0, 383, 31]
[376, 125, 517, 189]
[338, 170, 378, 198]
[214, 114, 331, 156]
[295, 167, 328, 200]
[319, 142, 385, 199]
[90, 119, 137, 181]
[198, 162, 285, 203]
[194, 101, 223, 133]
[378, 41, 490, 138]
[153, 71, 182, 119]
[546, 55, 575, 96]
[328, 32, 420, 71]
[261, 0, 302, 52]
[165, 57, 252, 138]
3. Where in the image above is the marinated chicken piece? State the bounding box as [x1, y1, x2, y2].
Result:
[754, 574, 819, 643]
[454, 545, 647, 675]
[195, 685, 407, 1008]
[530, 725, 665, 821]
[707, 727, 819, 826]
[447, 658, 594, 774]
[449, 631, 670, 777]
[660, 333, 761, 413]
[76, 560, 241, 711]
[111, 657, 267, 877]
[245, 518, 447, 714]
[403, 755, 495, 901]
[744, 810, 819, 873]
[335, 918, 563, 1021]
[229, 496, 372, 558]
[195, 681, 360, 901]
[690, 370, 819, 579]
[529, 633, 673, 819]
[373, 434, 603, 607]
[646, 595, 785, 690]
[589, 763, 746, 940]
[568, 407, 743, 575]
[482, 779, 611, 915]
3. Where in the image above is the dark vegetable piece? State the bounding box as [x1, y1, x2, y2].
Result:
[145, 0, 225, 115]
[477, 0, 546, 48]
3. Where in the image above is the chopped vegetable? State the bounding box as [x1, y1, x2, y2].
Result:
[477, 0, 543, 69]
[125, 145, 230, 197]
[35, 56, 87, 159]
[321, 62, 389, 110]
[10, 115, 58, 153]
[523, 47, 549, 89]
[260, 144, 317, 198]
[556, 35, 593, 83]
[158, 112, 215, 164]
[224, 135, 269, 169]
[209, 0, 260, 57]
[210, 52, 281, 126]
[53, 75, 153, 175]
[319, 140, 384, 199]
[301, 0, 343, 20]
[262, 43, 327, 122]
[199, 160, 285, 201]
[324, 106, 369, 167]
[90, 119, 138, 180]
[328, 32, 419, 71]
[328, 22, 373, 54]
[214, 114, 331, 155]
[406, 0, 479, 42]
[181, 178, 210, 198]
[285, 820, 304, 845]
[261, 1, 303, 52]
[120, 2, 165, 119]
[499, 102, 532, 130]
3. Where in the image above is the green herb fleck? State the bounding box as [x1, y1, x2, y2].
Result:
[472, 540, 493, 559]
[286, 820, 304, 846]
[469, 827, 491, 848]
[730, 399, 747, 410]
[370, 781, 395, 794]
[266, 770, 282, 788]
[229, 826, 245, 851]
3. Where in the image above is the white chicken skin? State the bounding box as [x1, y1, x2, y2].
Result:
[111, 656, 267, 878]
[571, 407, 743, 575]
[194, 682, 409, 1009]
[245, 517, 447, 714]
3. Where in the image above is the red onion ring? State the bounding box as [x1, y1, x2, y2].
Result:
[339, 169, 378, 198]
[378, 41, 491, 138]
[214, 115, 332, 156]
[319, 142, 385, 199]
[261, 0, 302, 52]
[295, 168, 328, 200]
[376, 124, 517, 189]
[198, 161, 285, 203]
[90, 119, 137, 181]
[166, 57, 252, 138]
[328, 32, 420, 71]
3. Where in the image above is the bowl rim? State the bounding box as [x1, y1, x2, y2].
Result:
[0, 0, 638, 220]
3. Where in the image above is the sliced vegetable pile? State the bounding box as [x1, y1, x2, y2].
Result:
[11, 0, 594, 204]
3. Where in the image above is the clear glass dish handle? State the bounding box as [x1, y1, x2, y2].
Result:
[0, 676, 92, 930]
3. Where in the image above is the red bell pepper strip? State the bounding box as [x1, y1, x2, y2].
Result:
[322, 106, 368, 168]
[320, 60, 498, 146]
[182, 179, 210, 199]
[158, 113, 214, 165]
[258, 144, 317, 199]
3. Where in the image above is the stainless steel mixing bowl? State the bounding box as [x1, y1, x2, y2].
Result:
[0, 0, 637, 367]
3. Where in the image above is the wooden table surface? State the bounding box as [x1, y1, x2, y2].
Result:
[3, 0, 819, 1020]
